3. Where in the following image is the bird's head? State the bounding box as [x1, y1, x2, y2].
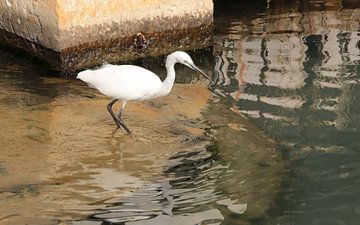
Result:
[167, 51, 213, 84]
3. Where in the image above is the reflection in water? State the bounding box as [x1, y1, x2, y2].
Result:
[79, 102, 285, 225]
[214, 1, 360, 224]
[0, 48, 284, 225]
[7, 0, 360, 223]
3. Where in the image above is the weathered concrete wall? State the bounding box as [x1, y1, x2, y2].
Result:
[0, 0, 59, 48]
[57, 0, 212, 49]
[0, 0, 213, 71]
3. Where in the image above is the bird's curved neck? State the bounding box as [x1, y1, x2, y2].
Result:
[160, 59, 176, 96]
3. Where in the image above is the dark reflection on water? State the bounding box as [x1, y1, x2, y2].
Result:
[214, 0, 360, 224]
[77, 101, 285, 225]
[85, 147, 225, 225]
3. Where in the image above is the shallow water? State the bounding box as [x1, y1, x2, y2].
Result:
[2, 1, 360, 225]
[0, 48, 284, 225]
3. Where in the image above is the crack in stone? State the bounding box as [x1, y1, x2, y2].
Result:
[33, 13, 43, 43]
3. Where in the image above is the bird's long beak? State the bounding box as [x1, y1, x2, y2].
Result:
[186, 63, 226, 97]
[187, 63, 214, 85]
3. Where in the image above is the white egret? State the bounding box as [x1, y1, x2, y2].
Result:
[77, 51, 212, 133]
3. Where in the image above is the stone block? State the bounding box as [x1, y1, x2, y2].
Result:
[0, 0, 213, 72]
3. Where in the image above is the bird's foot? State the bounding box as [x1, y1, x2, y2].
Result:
[115, 119, 131, 134]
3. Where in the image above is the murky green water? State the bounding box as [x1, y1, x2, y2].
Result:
[214, 1, 360, 224]
[1, 1, 360, 225]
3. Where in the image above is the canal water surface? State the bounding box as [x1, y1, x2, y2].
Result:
[1, 1, 360, 225]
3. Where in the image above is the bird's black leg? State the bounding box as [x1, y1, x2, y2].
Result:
[107, 99, 122, 128]
[107, 99, 131, 134]
[117, 101, 131, 134]
[117, 101, 127, 120]
[118, 119, 131, 134]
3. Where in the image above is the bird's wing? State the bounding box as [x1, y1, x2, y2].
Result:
[88, 64, 163, 100]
